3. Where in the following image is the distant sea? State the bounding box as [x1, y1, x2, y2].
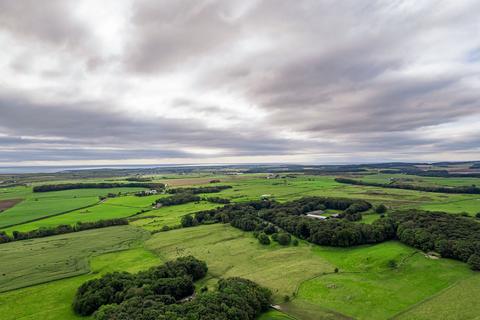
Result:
[0, 164, 188, 174]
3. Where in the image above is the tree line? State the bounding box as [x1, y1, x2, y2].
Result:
[153, 193, 201, 207]
[335, 177, 480, 194]
[0, 218, 128, 243]
[166, 185, 232, 194]
[33, 182, 165, 193]
[73, 256, 271, 320]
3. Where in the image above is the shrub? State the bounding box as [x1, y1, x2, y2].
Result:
[468, 254, 480, 271]
[277, 233, 291, 246]
[258, 232, 271, 245]
[375, 204, 387, 214]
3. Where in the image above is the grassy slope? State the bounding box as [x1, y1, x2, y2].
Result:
[394, 274, 480, 320]
[0, 225, 148, 292]
[294, 243, 472, 320]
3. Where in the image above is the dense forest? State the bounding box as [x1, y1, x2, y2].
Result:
[335, 177, 480, 194]
[190, 197, 394, 247]
[73, 256, 271, 320]
[392, 210, 480, 270]
[33, 182, 165, 192]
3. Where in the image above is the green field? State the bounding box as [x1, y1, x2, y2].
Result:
[131, 201, 222, 231]
[0, 225, 148, 292]
[0, 187, 146, 228]
[1, 171, 480, 319]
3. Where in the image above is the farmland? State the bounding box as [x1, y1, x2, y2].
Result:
[1, 166, 480, 319]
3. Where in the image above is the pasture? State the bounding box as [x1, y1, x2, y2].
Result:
[0, 225, 148, 292]
[1, 171, 480, 319]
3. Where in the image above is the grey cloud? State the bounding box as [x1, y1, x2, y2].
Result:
[0, 0, 89, 48]
[0, 91, 315, 162]
[125, 0, 242, 73]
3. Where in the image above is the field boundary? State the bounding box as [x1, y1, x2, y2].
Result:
[0, 200, 102, 230]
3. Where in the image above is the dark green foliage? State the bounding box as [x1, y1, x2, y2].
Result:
[181, 215, 198, 228]
[258, 232, 270, 245]
[393, 210, 480, 265]
[475, 212, 480, 219]
[153, 193, 201, 207]
[205, 197, 230, 204]
[376, 204, 387, 214]
[33, 182, 165, 192]
[7, 219, 128, 242]
[276, 233, 291, 246]
[334, 267, 339, 273]
[0, 231, 11, 243]
[335, 177, 480, 194]
[167, 185, 232, 194]
[193, 197, 390, 248]
[468, 254, 480, 271]
[73, 256, 207, 316]
[92, 276, 271, 320]
[292, 239, 299, 246]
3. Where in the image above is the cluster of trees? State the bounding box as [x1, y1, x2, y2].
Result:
[94, 277, 271, 320]
[153, 193, 201, 207]
[33, 182, 165, 193]
[392, 210, 480, 270]
[192, 197, 393, 247]
[166, 185, 232, 194]
[335, 177, 480, 194]
[73, 256, 271, 320]
[0, 218, 128, 243]
[73, 256, 208, 316]
[260, 209, 396, 247]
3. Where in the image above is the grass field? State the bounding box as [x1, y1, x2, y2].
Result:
[0, 247, 160, 320]
[131, 201, 222, 231]
[393, 274, 480, 320]
[0, 187, 146, 228]
[0, 225, 149, 292]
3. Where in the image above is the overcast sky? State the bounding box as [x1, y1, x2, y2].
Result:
[0, 0, 479, 166]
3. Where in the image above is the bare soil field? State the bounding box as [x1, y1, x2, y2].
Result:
[0, 199, 23, 212]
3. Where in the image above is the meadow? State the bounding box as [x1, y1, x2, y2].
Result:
[1, 170, 480, 319]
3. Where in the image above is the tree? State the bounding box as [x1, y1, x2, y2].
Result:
[468, 254, 480, 271]
[181, 215, 198, 227]
[375, 204, 387, 214]
[334, 267, 339, 273]
[292, 239, 299, 246]
[258, 232, 270, 245]
[475, 212, 480, 219]
[277, 233, 291, 246]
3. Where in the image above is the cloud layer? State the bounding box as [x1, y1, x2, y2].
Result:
[0, 0, 479, 165]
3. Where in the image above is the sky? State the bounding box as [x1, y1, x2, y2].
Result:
[0, 0, 479, 166]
